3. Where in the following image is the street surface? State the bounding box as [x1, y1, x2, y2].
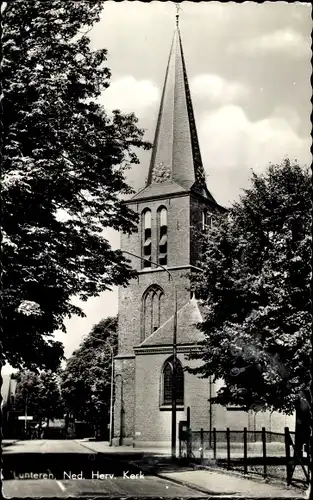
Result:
[2, 439, 308, 498]
[2, 439, 205, 497]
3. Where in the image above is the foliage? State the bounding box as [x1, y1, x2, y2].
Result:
[14, 369, 64, 424]
[60, 316, 117, 435]
[188, 159, 311, 415]
[1, 0, 150, 371]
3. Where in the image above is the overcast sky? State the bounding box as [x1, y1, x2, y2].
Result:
[3, 1, 312, 374]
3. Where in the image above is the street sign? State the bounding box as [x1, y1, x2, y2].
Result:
[18, 416, 33, 421]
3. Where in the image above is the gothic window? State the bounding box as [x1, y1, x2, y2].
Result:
[162, 356, 184, 406]
[142, 209, 152, 268]
[142, 285, 164, 341]
[158, 207, 168, 266]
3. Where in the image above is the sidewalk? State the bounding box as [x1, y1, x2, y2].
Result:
[159, 469, 309, 498]
[75, 439, 171, 457]
[78, 440, 309, 498]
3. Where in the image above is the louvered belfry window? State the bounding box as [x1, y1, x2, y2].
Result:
[158, 207, 168, 266]
[163, 357, 184, 406]
[142, 209, 152, 268]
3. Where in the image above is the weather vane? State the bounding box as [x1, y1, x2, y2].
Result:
[175, 2, 182, 28]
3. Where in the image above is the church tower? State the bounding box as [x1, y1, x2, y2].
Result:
[112, 14, 223, 448]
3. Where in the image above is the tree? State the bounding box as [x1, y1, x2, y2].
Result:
[1, 1, 150, 371]
[14, 369, 63, 430]
[60, 316, 117, 438]
[188, 159, 311, 419]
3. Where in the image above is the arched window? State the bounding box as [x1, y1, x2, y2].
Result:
[142, 209, 152, 268]
[141, 285, 164, 341]
[157, 207, 168, 266]
[162, 356, 184, 406]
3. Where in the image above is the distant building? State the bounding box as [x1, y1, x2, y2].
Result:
[112, 19, 295, 448]
[1, 374, 18, 438]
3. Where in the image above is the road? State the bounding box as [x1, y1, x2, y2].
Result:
[2, 439, 206, 497]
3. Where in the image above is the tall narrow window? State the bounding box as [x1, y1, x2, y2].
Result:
[158, 207, 168, 266]
[142, 209, 152, 268]
[144, 292, 153, 338]
[202, 209, 207, 231]
[202, 209, 212, 231]
[152, 290, 159, 332]
[162, 356, 184, 406]
[159, 292, 164, 329]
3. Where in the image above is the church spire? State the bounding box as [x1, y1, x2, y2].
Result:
[146, 6, 212, 199]
[175, 2, 181, 29]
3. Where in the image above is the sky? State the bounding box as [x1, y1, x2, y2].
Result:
[3, 1, 312, 374]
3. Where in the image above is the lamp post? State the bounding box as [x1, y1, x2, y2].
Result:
[24, 395, 28, 438]
[122, 250, 178, 459]
[108, 344, 114, 446]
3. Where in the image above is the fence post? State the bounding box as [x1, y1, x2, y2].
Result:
[186, 407, 191, 460]
[243, 427, 248, 474]
[200, 428, 204, 461]
[187, 427, 192, 459]
[179, 424, 182, 459]
[226, 427, 231, 470]
[213, 427, 217, 460]
[262, 427, 267, 479]
[284, 427, 291, 486]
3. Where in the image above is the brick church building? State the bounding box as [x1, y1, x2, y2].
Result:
[112, 19, 294, 448]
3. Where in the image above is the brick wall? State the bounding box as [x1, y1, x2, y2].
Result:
[118, 269, 191, 354]
[121, 195, 191, 270]
[134, 351, 210, 445]
[118, 193, 207, 355]
[210, 379, 295, 433]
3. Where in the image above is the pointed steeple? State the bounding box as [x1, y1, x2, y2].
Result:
[142, 15, 214, 201]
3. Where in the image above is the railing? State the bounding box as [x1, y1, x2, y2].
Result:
[180, 427, 310, 488]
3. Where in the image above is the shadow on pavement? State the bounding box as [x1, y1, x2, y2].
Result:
[2, 441, 21, 448]
[129, 456, 196, 475]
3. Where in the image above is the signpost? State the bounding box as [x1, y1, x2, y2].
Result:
[19, 413, 33, 437]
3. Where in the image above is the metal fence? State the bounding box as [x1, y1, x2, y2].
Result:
[180, 427, 310, 488]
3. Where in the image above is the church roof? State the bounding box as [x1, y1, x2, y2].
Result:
[132, 25, 216, 203]
[138, 298, 205, 348]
